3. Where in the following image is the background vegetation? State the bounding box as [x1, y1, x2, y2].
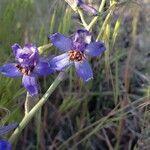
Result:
[0, 0, 149, 149]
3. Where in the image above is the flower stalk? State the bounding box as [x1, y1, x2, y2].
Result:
[87, 0, 107, 30]
[24, 92, 39, 115]
[9, 71, 66, 144]
[38, 43, 52, 54]
[77, 8, 89, 30]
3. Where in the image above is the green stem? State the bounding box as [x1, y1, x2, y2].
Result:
[87, 0, 124, 31]
[87, 0, 106, 30]
[25, 92, 39, 115]
[96, 4, 115, 41]
[77, 8, 89, 30]
[9, 72, 66, 144]
[38, 43, 52, 54]
[36, 108, 41, 150]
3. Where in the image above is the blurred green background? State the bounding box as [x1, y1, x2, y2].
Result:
[0, 0, 149, 149]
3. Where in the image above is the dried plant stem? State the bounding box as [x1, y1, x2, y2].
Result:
[9, 72, 66, 144]
[57, 96, 148, 149]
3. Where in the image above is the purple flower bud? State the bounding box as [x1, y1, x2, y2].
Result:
[65, 0, 98, 15]
[79, 3, 98, 16]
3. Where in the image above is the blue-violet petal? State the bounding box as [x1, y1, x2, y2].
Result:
[22, 75, 38, 96]
[85, 41, 106, 56]
[34, 58, 55, 76]
[75, 60, 93, 81]
[0, 63, 22, 77]
[11, 43, 22, 58]
[49, 33, 72, 52]
[51, 53, 72, 70]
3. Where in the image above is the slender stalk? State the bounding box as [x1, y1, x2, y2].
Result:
[36, 108, 41, 150]
[87, 0, 126, 31]
[77, 8, 89, 30]
[38, 43, 52, 54]
[25, 92, 39, 115]
[9, 72, 66, 144]
[87, 0, 106, 30]
[96, 8, 113, 41]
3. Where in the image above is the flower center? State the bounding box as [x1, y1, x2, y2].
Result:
[68, 50, 86, 62]
[16, 64, 34, 75]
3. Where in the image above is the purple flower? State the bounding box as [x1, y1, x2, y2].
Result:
[0, 123, 18, 135]
[49, 29, 106, 81]
[0, 44, 54, 96]
[65, 0, 98, 15]
[0, 140, 11, 150]
[0, 123, 18, 150]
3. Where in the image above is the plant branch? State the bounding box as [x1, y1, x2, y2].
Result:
[77, 8, 89, 30]
[9, 72, 66, 144]
[87, 0, 106, 30]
